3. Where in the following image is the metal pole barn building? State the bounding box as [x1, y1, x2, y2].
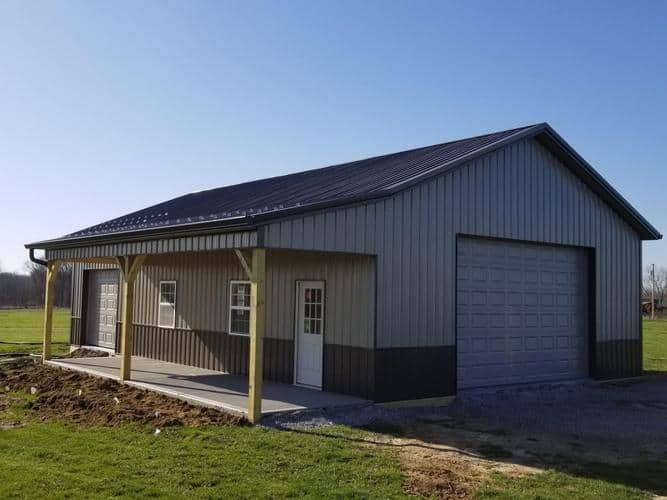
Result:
[27, 123, 661, 420]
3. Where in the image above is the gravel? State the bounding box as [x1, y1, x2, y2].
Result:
[263, 375, 667, 456]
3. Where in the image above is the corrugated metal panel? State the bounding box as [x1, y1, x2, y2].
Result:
[132, 326, 296, 383]
[131, 249, 375, 348]
[45, 230, 258, 260]
[69, 248, 375, 392]
[263, 137, 642, 357]
[53, 127, 534, 241]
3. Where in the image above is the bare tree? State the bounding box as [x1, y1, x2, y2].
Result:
[0, 261, 71, 308]
[643, 265, 667, 312]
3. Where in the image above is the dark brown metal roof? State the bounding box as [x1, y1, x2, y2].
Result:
[27, 123, 661, 248]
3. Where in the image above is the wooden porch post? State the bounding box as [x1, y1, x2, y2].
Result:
[42, 260, 61, 362]
[115, 255, 146, 383]
[248, 249, 266, 423]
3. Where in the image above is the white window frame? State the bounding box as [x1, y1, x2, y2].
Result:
[158, 280, 177, 329]
[228, 280, 251, 336]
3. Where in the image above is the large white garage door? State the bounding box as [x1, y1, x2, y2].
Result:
[457, 237, 589, 389]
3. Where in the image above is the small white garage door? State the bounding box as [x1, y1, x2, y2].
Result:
[456, 237, 589, 389]
[85, 270, 119, 349]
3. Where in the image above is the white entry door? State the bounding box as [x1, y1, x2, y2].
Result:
[295, 281, 324, 388]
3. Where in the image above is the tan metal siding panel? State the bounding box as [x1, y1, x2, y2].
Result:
[130, 249, 374, 349]
[266, 251, 375, 348]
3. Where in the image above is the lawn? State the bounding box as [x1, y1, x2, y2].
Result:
[0, 394, 662, 499]
[477, 466, 662, 499]
[0, 308, 70, 356]
[0, 416, 404, 498]
[643, 319, 667, 371]
[0, 310, 665, 498]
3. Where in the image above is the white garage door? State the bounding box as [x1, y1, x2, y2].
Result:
[85, 270, 119, 349]
[457, 237, 589, 389]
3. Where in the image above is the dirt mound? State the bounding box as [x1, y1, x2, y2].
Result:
[401, 452, 476, 499]
[0, 359, 245, 428]
[64, 348, 110, 358]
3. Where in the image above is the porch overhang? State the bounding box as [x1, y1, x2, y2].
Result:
[26, 228, 259, 261]
[33, 236, 271, 423]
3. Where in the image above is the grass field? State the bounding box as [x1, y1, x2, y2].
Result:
[643, 319, 667, 371]
[0, 408, 404, 498]
[0, 308, 70, 356]
[0, 393, 661, 499]
[0, 309, 665, 498]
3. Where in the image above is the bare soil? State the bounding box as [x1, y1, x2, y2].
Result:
[354, 422, 542, 499]
[394, 428, 542, 499]
[63, 348, 110, 359]
[355, 399, 667, 500]
[0, 358, 245, 427]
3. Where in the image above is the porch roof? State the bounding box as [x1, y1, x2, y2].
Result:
[41, 229, 258, 261]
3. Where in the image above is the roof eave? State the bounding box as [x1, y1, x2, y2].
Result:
[534, 126, 662, 241]
[25, 217, 256, 250]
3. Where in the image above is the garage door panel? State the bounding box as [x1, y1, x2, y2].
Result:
[86, 270, 119, 349]
[457, 238, 589, 389]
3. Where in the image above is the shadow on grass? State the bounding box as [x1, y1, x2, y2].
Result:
[275, 412, 667, 497]
[565, 459, 667, 496]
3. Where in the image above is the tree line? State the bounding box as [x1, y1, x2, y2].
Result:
[0, 262, 72, 308]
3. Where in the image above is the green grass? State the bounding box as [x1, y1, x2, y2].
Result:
[2, 411, 663, 500]
[0, 421, 405, 498]
[643, 319, 667, 372]
[0, 311, 664, 497]
[476, 466, 661, 500]
[0, 308, 70, 356]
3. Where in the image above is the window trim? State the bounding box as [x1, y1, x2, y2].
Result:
[158, 280, 177, 329]
[228, 280, 252, 337]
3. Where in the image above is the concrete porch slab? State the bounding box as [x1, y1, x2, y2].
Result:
[46, 356, 368, 417]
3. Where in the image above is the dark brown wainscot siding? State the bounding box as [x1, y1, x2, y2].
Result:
[70, 317, 83, 346]
[322, 344, 374, 400]
[374, 346, 456, 402]
[595, 339, 643, 379]
[131, 324, 293, 384]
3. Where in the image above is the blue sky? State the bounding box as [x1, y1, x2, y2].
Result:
[1, 1, 665, 273]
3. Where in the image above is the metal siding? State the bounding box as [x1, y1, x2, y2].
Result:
[50, 125, 536, 243]
[129, 250, 374, 348]
[45, 230, 257, 260]
[262, 138, 642, 358]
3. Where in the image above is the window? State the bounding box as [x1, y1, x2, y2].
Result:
[229, 280, 251, 336]
[158, 281, 176, 328]
[302, 286, 323, 335]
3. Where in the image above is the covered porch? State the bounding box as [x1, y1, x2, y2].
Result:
[38, 243, 278, 423]
[36, 231, 375, 422]
[46, 355, 366, 416]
